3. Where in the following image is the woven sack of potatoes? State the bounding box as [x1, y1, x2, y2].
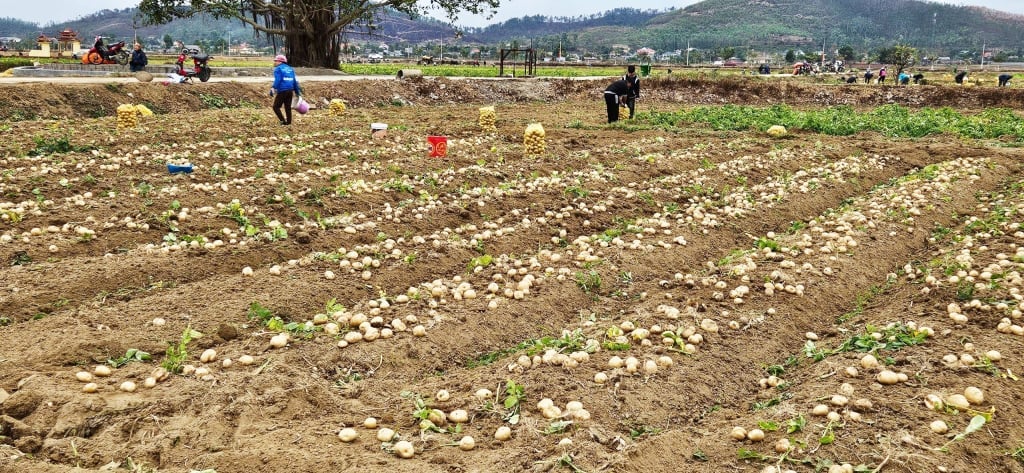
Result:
[479, 106, 496, 132]
[523, 123, 546, 155]
[116, 104, 139, 130]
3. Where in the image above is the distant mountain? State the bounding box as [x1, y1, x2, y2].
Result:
[462, 8, 664, 42]
[564, 0, 1024, 57]
[2, 0, 1022, 60]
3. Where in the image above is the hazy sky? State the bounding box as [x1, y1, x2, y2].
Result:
[3, 0, 1023, 27]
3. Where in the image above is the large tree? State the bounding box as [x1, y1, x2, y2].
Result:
[877, 44, 917, 73]
[137, 0, 501, 69]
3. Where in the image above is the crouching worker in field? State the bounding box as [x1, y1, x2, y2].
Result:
[998, 74, 1013, 87]
[603, 78, 633, 124]
[955, 71, 968, 85]
[898, 71, 910, 86]
[913, 73, 925, 85]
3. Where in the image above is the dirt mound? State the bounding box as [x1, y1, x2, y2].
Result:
[1, 75, 1022, 122]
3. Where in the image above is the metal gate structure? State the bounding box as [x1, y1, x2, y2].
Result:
[498, 48, 536, 77]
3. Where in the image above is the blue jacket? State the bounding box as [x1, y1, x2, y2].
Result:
[272, 63, 298, 92]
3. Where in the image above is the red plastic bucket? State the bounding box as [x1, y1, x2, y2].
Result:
[428, 136, 447, 157]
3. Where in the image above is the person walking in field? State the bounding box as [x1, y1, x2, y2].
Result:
[621, 65, 641, 119]
[269, 54, 300, 126]
[998, 74, 1013, 87]
[878, 66, 887, 84]
[603, 78, 633, 123]
[863, 67, 874, 84]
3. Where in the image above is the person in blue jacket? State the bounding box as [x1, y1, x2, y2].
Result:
[269, 54, 300, 125]
[897, 71, 910, 86]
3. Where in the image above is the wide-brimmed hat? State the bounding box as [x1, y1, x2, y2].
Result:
[274, 54, 287, 63]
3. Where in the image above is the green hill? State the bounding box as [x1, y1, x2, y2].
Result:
[565, 0, 1024, 59]
[3, 0, 1022, 61]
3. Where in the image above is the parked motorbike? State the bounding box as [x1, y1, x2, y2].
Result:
[174, 48, 213, 83]
[792, 62, 815, 75]
[822, 60, 846, 73]
[83, 40, 128, 66]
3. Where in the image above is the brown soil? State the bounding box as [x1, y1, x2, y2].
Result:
[1, 76, 1023, 473]
[1, 74, 1023, 122]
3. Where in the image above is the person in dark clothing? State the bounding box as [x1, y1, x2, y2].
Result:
[129, 43, 148, 72]
[845, 76, 858, 84]
[998, 74, 1013, 87]
[955, 71, 968, 84]
[621, 65, 641, 119]
[863, 68, 874, 84]
[604, 79, 632, 123]
[93, 36, 107, 60]
[913, 73, 925, 85]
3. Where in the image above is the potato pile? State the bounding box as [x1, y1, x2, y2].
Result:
[524, 123, 546, 155]
[329, 99, 346, 116]
[767, 125, 787, 137]
[479, 106, 496, 132]
[116, 104, 140, 130]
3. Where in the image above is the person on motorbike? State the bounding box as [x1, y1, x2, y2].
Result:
[175, 49, 187, 76]
[93, 36, 107, 61]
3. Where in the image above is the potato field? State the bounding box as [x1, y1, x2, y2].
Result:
[1, 75, 1024, 473]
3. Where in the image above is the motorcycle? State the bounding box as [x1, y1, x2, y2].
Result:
[822, 60, 846, 73]
[82, 40, 128, 66]
[792, 62, 815, 76]
[174, 47, 213, 83]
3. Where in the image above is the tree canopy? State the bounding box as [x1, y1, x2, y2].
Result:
[877, 44, 917, 72]
[137, 0, 502, 68]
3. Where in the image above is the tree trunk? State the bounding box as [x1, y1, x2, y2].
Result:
[283, 9, 341, 69]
